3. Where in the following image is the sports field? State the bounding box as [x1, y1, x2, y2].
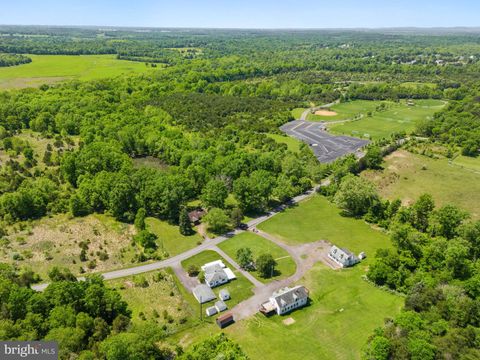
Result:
[0, 54, 157, 89]
[362, 150, 480, 219]
[218, 232, 296, 282]
[258, 194, 390, 257]
[327, 99, 445, 139]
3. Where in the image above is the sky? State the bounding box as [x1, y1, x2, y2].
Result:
[0, 0, 479, 29]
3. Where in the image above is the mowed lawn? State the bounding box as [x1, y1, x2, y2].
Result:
[218, 232, 296, 283]
[0, 54, 156, 88]
[328, 99, 445, 139]
[258, 195, 390, 257]
[181, 250, 255, 307]
[362, 150, 480, 219]
[226, 264, 403, 360]
[310, 100, 383, 122]
[146, 218, 202, 257]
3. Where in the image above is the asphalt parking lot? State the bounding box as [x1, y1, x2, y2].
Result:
[280, 120, 369, 163]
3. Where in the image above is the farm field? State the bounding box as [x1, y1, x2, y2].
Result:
[108, 270, 195, 328]
[226, 264, 403, 360]
[181, 250, 255, 307]
[0, 213, 135, 278]
[218, 232, 296, 283]
[362, 150, 480, 219]
[146, 217, 203, 257]
[258, 194, 390, 257]
[327, 99, 445, 139]
[266, 133, 303, 152]
[0, 54, 156, 89]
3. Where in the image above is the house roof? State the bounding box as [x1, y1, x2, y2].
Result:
[329, 245, 358, 264]
[205, 269, 228, 284]
[188, 209, 206, 223]
[202, 260, 226, 273]
[192, 284, 216, 303]
[271, 286, 309, 309]
[224, 268, 236, 280]
[219, 289, 230, 298]
[216, 312, 234, 323]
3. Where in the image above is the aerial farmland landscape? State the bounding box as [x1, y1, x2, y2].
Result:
[0, 1, 479, 359]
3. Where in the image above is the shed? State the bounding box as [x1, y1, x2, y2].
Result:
[216, 312, 234, 329]
[206, 306, 217, 317]
[219, 289, 230, 301]
[215, 300, 228, 312]
[193, 284, 216, 304]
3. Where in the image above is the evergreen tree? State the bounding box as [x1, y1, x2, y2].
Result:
[179, 207, 193, 236]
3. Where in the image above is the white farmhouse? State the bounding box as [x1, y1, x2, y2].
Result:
[328, 245, 359, 268]
[261, 285, 309, 316]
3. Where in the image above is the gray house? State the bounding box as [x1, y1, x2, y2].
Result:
[193, 284, 216, 304]
[205, 269, 229, 288]
[328, 245, 359, 267]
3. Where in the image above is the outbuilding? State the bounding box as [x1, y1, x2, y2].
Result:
[216, 313, 234, 329]
[206, 306, 218, 317]
[215, 300, 228, 312]
[219, 289, 230, 301]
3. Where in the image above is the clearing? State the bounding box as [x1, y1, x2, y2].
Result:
[266, 133, 303, 153]
[0, 213, 135, 278]
[362, 149, 480, 219]
[257, 194, 390, 257]
[218, 232, 296, 283]
[0, 54, 157, 89]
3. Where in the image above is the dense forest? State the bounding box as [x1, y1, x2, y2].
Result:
[0, 53, 31, 67]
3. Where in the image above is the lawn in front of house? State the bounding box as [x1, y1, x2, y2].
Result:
[224, 264, 403, 360]
[257, 194, 390, 257]
[218, 232, 296, 283]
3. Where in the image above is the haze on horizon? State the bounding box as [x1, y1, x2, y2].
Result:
[1, 0, 479, 29]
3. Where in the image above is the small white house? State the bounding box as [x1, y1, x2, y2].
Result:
[261, 286, 309, 316]
[204, 269, 229, 288]
[219, 289, 230, 301]
[328, 246, 359, 268]
[202, 260, 225, 272]
[206, 306, 217, 317]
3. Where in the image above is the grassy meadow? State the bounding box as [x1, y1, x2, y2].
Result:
[362, 150, 480, 219]
[108, 270, 195, 329]
[258, 195, 390, 257]
[266, 133, 303, 153]
[218, 232, 296, 283]
[327, 99, 445, 139]
[0, 54, 157, 89]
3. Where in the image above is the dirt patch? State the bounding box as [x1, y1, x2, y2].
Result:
[314, 109, 338, 116]
[283, 317, 296, 325]
[124, 281, 134, 288]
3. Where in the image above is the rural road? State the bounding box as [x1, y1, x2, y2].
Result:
[31, 185, 322, 291]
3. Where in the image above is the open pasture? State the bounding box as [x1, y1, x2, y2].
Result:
[362, 150, 480, 218]
[0, 54, 156, 89]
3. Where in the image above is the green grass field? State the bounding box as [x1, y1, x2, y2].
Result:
[327, 99, 445, 139]
[452, 155, 480, 173]
[309, 100, 383, 122]
[362, 150, 480, 219]
[108, 270, 195, 328]
[258, 195, 390, 257]
[218, 232, 296, 283]
[226, 264, 403, 360]
[267, 133, 303, 153]
[181, 250, 255, 307]
[0, 54, 156, 89]
[291, 108, 305, 119]
[146, 218, 203, 257]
